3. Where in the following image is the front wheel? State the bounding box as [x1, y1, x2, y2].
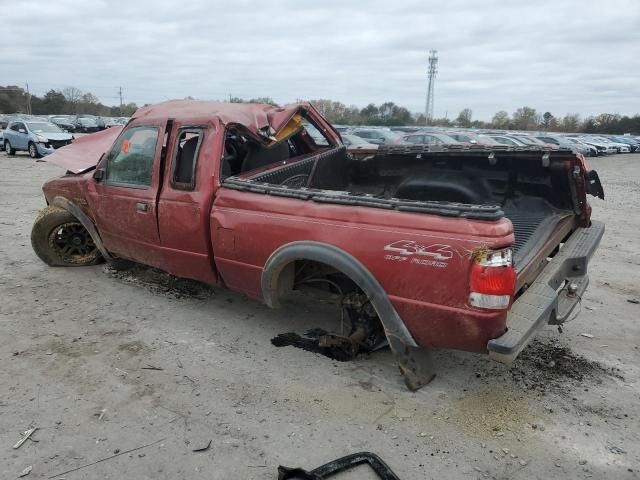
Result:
[31, 206, 102, 266]
[5, 141, 15, 155]
[28, 142, 41, 158]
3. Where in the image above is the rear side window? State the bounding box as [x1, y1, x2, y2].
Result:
[105, 126, 159, 187]
[171, 129, 203, 190]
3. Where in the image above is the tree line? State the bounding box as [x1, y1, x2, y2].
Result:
[3, 85, 638, 134]
[306, 100, 640, 134]
[0, 85, 138, 117]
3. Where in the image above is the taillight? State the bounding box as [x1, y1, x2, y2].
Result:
[469, 248, 516, 310]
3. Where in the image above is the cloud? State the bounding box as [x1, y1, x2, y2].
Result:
[2, 0, 639, 119]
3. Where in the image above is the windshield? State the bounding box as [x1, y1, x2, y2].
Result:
[26, 122, 63, 133]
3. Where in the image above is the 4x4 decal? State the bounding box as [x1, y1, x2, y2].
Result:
[383, 240, 453, 268]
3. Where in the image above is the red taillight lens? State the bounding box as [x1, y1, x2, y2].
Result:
[469, 248, 516, 310]
[470, 263, 516, 295]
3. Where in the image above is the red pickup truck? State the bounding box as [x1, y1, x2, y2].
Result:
[32, 100, 605, 389]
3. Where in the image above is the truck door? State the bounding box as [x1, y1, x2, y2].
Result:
[156, 125, 219, 285]
[88, 124, 165, 266]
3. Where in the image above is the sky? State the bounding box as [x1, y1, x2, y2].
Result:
[2, 0, 639, 120]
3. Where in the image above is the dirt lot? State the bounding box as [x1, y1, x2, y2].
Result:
[0, 150, 638, 479]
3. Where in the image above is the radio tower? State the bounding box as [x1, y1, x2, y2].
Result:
[425, 50, 438, 124]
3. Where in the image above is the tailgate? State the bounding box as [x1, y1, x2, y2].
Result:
[487, 221, 605, 363]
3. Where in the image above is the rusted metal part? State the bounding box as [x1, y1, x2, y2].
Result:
[51, 196, 112, 261]
[278, 452, 401, 479]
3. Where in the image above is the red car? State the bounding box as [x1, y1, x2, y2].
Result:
[31, 100, 605, 389]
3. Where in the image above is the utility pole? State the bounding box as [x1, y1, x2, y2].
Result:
[425, 50, 438, 125]
[118, 86, 123, 115]
[25, 82, 32, 115]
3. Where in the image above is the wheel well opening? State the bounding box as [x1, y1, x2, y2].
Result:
[269, 259, 387, 356]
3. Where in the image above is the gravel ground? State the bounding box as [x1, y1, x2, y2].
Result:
[0, 150, 638, 479]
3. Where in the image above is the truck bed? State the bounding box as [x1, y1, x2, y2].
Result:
[224, 144, 581, 274]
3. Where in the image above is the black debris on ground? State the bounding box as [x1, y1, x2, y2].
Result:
[271, 329, 356, 362]
[103, 265, 214, 300]
[509, 339, 625, 393]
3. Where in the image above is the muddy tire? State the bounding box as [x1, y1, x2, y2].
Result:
[31, 206, 102, 266]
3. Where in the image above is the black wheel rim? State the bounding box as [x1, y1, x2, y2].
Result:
[49, 222, 97, 260]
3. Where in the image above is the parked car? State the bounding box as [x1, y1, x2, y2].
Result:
[351, 128, 404, 145]
[535, 135, 593, 156]
[589, 136, 630, 153]
[49, 116, 77, 133]
[341, 134, 379, 150]
[31, 100, 605, 389]
[401, 132, 462, 146]
[104, 117, 124, 128]
[448, 132, 501, 146]
[575, 136, 618, 155]
[73, 116, 100, 133]
[0, 119, 8, 151]
[608, 136, 640, 152]
[3, 120, 73, 158]
[484, 135, 528, 147]
[509, 135, 558, 150]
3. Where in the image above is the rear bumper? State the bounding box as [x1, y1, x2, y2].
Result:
[487, 221, 605, 364]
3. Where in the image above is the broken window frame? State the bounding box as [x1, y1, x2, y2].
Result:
[170, 127, 205, 191]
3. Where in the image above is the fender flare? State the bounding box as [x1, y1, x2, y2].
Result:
[261, 241, 436, 390]
[51, 196, 112, 261]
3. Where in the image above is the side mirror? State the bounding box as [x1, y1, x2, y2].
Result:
[93, 169, 104, 182]
[19, 129, 26, 134]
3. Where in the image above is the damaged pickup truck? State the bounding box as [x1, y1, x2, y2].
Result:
[32, 100, 605, 389]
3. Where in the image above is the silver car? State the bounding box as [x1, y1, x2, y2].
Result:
[3, 120, 73, 158]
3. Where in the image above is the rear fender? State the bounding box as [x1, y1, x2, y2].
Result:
[261, 241, 436, 390]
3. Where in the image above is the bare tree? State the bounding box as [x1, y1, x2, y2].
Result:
[456, 108, 473, 127]
[512, 107, 540, 131]
[491, 111, 511, 129]
[62, 86, 83, 114]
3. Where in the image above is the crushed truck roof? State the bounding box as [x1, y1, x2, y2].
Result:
[133, 100, 311, 136]
[46, 100, 319, 174]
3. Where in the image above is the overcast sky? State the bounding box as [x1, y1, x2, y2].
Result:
[3, 0, 639, 120]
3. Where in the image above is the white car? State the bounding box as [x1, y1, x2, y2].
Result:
[575, 137, 617, 155]
[590, 136, 630, 153]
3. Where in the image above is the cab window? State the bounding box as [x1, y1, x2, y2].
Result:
[171, 129, 203, 190]
[105, 126, 159, 187]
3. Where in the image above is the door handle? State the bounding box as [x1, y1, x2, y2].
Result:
[136, 202, 149, 212]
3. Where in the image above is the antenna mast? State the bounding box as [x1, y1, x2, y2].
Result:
[425, 50, 438, 124]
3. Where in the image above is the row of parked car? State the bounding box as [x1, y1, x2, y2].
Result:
[337, 125, 640, 157]
[0, 113, 128, 134]
[0, 113, 130, 158]
[1, 111, 638, 159]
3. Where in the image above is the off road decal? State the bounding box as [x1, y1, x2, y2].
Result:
[383, 240, 453, 268]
